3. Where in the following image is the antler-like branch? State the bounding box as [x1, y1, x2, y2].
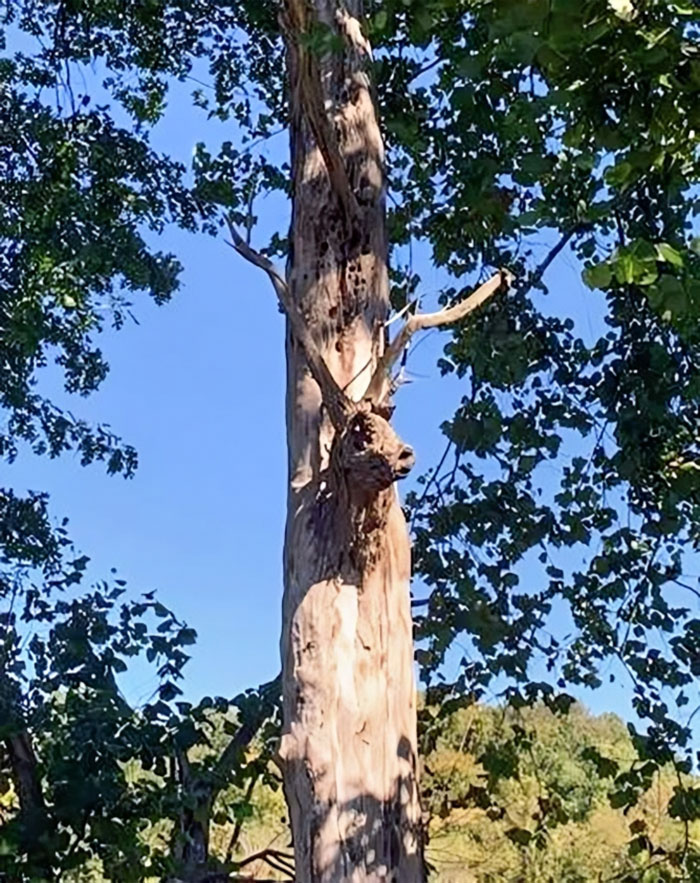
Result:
[225, 220, 351, 429]
[365, 271, 513, 405]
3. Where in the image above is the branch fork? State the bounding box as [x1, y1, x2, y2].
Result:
[225, 217, 512, 426]
[364, 270, 514, 406]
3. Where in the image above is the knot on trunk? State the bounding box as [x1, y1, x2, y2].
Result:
[335, 408, 414, 506]
[314, 407, 414, 576]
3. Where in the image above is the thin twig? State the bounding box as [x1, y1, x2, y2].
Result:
[408, 57, 443, 86]
[520, 227, 578, 295]
[411, 437, 453, 523]
[385, 298, 418, 328]
[225, 770, 260, 862]
[237, 847, 295, 879]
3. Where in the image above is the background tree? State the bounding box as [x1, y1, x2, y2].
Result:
[0, 4, 278, 878]
[2, 0, 700, 881]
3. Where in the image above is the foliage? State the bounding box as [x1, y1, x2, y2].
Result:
[377, 4, 700, 869]
[0, 528, 279, 881]
[0, 6, 280, 879]
[0, 532, 188, 879]
[127, 700, 697, 883]
[422, 702, 700, 881]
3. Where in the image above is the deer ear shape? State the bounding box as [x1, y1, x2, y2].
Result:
[370, 398, 395, 420]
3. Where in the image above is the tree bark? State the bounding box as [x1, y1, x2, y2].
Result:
[278, 2, 424, 880]
[5, 729, 54, 880]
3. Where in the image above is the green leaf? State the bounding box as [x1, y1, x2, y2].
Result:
[628, 836, 649, 857]
[656, 243, 684, 267]
[669, 786, 700, 821]
[611, 244, 658, 286]
[456, 54, 483, 79]
[506, 827, 533, 846]
[509, 32, 542, 64]
[604, 161, 633, 187]
[583, 262, 612, 290]
[373, 10, 388, 31]
[650, 275, 689, 319]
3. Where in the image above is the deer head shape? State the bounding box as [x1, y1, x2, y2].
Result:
[335, 408, 415, 502]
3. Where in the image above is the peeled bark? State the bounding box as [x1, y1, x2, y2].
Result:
[278, 2, 424, 880]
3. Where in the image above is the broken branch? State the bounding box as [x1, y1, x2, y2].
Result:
[225, 219, 351, 429]
[365, 270, 512, 405]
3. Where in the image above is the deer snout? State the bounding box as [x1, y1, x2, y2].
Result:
[395, 445, 415, 479]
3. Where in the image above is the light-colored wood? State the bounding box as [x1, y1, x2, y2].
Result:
[278, 1, 424, 880]
[365, 271, 513, 406]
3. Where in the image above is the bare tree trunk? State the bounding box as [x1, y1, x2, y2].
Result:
[278, 2, 424, 880]
[228, 4, 504, 878]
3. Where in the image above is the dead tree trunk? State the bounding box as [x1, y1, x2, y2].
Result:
[277, 3, 423, 881]
[230, 3, 508, 879]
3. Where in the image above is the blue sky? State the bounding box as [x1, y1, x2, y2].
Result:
[6, 64, 645, 721]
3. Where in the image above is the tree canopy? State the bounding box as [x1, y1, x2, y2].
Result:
[1, 0, 700, 879]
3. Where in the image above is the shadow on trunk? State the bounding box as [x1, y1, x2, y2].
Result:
[281, 736, 426, 883]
